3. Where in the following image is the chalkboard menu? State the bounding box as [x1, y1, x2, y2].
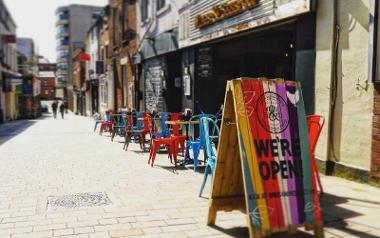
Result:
[196, 47, 213, 80]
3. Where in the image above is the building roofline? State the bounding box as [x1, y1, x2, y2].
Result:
[56, 4, 104, 14]
[0, 0, 17, 28]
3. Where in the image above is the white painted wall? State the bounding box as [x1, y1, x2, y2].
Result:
[315, 0, 374, 170]
[136, 0, 188, 41]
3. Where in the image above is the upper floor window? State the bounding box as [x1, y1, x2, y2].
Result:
[113, 8, 121, 47]
[157, 0, 165, 11]
[141, 0, 149, 22]
[123, 0, 129, 33]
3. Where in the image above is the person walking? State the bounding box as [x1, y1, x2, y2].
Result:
[59, 103, 65, 119]
[51, 101, 58, 119]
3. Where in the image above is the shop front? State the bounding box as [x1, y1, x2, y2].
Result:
[179, 0, 316, 114]
[141, 52, 182, 113]
[85, 77, 99, 116]
[137, 29, 182, 112]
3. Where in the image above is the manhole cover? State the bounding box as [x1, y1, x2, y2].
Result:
[47, 192, 112, 210]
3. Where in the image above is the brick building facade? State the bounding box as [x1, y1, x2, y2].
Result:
[109, 0, 137, 110]
[372, 85, 380, 184]
[39, 76, 56, 100]
[38, 63, 56, 100]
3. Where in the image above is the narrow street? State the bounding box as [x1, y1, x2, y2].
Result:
[0, 113, 379, 238]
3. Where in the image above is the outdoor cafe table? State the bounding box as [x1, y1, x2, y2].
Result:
[165, 120, 199, 138]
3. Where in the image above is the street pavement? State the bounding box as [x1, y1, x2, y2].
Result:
[0, 112, 379, 238]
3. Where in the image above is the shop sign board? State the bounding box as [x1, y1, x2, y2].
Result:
[196, 47, 213, 80]
[187, 0, 315, 46]
[3, 34, 16, 44]
[208, 78, 323, 237]
[183, 75, 191, 96]
[195, 0, 258, 28]
[79, 54, 91, 61]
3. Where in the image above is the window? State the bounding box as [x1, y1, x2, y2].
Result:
[113, 8, 121, 46]
[157, 0, 165, 11]
[45, 90, 48, 95]
[123, 0, 129, 35]
[140, 0, 149, 22]
[44, 80, 48, 86]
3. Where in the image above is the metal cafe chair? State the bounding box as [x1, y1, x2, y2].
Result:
[184, 114, 217, 171]
[198, 117, 220, 197]
[99, 110, 113, 136]
[111, 112, 127, 141]
[306, 114, 325, 194]
[148, 112, 176, 167]
[124, 112, 152, 151]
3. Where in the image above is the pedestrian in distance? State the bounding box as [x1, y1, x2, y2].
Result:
[59, 103, 65, 119]
[51, 101, 58, 119]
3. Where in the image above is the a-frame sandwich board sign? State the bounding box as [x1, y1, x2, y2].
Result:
[207, 78, 324, 238]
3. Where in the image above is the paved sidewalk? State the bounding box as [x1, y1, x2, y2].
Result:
[0, 113, 379, 238]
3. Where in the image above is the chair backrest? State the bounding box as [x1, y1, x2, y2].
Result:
[104, 111, 112, 121]
[170, 112, 181, 136]
[113, 112, 126, 126]
[135, 112, 143, 130]
[126, 114, 133, 130]
[200, 117, 220, 161]
[142, 112, 151, 131]
[152, 112, 170, 137]
[188, 114, 217, 140]
[306, 115, 325, 155]
[93, 113, 101, 121]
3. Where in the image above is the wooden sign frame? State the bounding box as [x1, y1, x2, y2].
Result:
[207, 78, 324, 238]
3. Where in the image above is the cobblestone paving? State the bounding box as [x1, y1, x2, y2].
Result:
[0, 113, 379, 238]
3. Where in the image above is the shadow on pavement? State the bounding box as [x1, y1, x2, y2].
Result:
[0, 115, 50, 146]
[118, 142, 379, 237]
[207, 192, 379, 238]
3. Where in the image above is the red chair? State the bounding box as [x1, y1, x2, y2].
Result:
[148, 113, 176, 167]
[99, 110, 113, 136]
[170, 113, 186, 156]
[306, 115, 325, 194]
[124, 113, 152, 151]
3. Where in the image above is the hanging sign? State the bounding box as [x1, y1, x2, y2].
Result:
[3, 34, 16, 44]
[79, 54, 91, 61]
[196, 47, 213, 80]
[208, 78, 324, 237]
[183, 75, 191, 96]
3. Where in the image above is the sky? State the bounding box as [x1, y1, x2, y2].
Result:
[3, 0, 108, 63]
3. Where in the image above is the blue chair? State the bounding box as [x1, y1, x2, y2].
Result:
[198, 117, 220, 197]
[151, 112, 170, 139]
[132, 112, 143, 130]
[93, 113, 103, 132]
[111, 112, 127, 141]
[184, 114, 217, 171]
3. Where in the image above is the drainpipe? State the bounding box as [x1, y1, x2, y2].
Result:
[326, 0, 339, 175]
[113, 58, 118, 111]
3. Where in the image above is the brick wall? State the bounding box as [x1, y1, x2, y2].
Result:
[109, 0, 138, 110]
[371, 84, 380, 184]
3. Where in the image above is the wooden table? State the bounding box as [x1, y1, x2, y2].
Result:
[165, 120, 199, 125]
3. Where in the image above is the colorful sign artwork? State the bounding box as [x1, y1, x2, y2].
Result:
[238, 79, 321, 228]
[208, 78, 323, 237]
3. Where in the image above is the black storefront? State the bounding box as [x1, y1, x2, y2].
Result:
[181, 0, 317, 115]
[136, 28, 183, 113]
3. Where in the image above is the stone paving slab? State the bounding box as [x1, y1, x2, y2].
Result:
[0, 113, 379, 237]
